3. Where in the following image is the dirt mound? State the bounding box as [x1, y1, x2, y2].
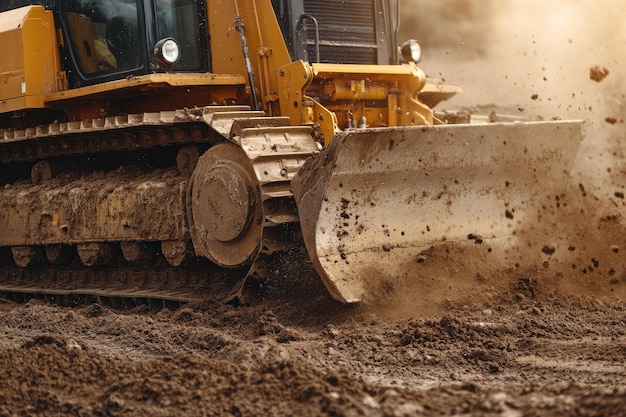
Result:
[0, 337, 374, 417]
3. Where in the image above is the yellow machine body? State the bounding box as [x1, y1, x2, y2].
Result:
[0, 6, 64, 114]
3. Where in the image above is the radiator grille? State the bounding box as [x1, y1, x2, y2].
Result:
[302, 0, 378, 64]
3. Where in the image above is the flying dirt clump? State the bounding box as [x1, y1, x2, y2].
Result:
[589, 65, 610, 82]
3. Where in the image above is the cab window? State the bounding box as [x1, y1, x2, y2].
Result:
[63, 0, 142, 76]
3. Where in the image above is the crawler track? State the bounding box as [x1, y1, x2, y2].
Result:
[0, 106, 319, 305]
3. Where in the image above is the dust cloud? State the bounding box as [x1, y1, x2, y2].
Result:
[390, 1, 626, 311]
[404, 0, 626, 214]
[402, 0, 625, 118]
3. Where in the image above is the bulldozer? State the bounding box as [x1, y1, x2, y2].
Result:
[0, 0, 582, 305]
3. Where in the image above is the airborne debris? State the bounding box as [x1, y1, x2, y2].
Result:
[589, 66, 609, 82]
[467, 234, 483, 244]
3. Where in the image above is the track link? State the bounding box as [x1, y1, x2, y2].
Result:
[0, 262, 247, 308]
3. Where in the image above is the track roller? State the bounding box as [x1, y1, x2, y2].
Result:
[77, 242, 114, 267]
[176, 145, 200, 175]
[11, 246, 45, 268]
[45, 244, 75, 265]
[161, 240, 192, 266]
[31, 160, 61, 185]
[120, 241, 154, 263]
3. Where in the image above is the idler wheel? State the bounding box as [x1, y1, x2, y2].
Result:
[187, 143, 262, 267]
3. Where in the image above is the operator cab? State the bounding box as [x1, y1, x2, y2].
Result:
[59, 0, 209, 87]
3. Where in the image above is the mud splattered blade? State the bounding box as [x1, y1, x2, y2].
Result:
[292, 121, 583, 303]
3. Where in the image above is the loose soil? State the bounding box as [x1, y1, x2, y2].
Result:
[1, 261, 625, 416]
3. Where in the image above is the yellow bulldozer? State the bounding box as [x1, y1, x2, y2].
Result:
[0, 0, 582, 305]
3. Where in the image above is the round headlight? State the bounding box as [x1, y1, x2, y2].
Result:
[154, 38, 181, 66]
[401, 39, 422, 63]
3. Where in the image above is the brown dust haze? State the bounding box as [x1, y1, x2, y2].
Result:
[402, 0, 625, 207]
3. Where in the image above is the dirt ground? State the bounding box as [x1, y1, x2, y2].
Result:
[1, 270, 625, 417]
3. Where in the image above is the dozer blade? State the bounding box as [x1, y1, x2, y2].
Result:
[292, 121, 583, 303]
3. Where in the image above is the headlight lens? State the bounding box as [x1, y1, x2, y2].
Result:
[401, 39, 422, 63]
[154, 38, 181, 66]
